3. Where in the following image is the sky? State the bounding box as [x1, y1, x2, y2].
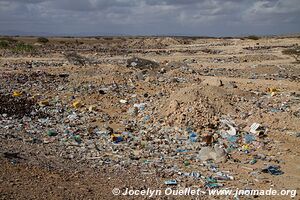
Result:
[0, 0, 300, 36]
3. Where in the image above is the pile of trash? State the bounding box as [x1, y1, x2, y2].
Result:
[0, 69, 291, 193]
[1, 36, 299, 198]
[0, 93, 35, 118]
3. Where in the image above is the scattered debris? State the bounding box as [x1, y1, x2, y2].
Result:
[250, 123, 267, 137]
[164, 180, 177, 185]
[126, 57, 159, 69]
[0, 36, 299, 198]
[262, 165, 284, 176]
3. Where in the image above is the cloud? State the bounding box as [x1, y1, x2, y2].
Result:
[243, 0, 300, 24]
[0, 0, 299, 36]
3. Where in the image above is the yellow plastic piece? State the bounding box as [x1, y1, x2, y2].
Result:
[13, 91, 22, 97]
[73, 100, 82, 108]
[39, 100, 49, 106]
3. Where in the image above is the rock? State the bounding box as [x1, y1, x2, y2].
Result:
[226, 81, 238, 88]
[198, 144, 227, 163]
[202, 79, 223, 87]
[128, 107, 138, 116]
[65, 52, 88, 66]
[166, 100, 179, 116]
[88, 105, 97, 112]
[135, 71, 145, 81]
[202, 133, 213, 145]
[293, 110, 300, 118]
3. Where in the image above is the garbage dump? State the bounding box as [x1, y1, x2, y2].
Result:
[0, 36, 299, 199]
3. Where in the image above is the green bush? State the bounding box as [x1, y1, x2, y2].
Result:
[0, 37, 17, 43]
[0, 40, 9, 48]
[0, 37, 17, 48]
[247, 35, 260, 40]
[37, 37, 49, 43]
[13, 43, 35, 53]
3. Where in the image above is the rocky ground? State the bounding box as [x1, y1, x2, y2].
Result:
[0, 36, 299, 199]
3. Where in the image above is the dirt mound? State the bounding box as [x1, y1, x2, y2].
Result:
[159, 37, 181, 46]
[128, 37, 180, 49]
[126, 57, 159, 69]
[161, 85, 235, 129]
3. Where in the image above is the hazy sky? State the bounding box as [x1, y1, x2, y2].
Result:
[0, 0, 299, 36]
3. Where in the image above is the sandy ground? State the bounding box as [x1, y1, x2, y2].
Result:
[0, 36, 299, 199]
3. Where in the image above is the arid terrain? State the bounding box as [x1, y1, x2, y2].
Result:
[0, 36, 299, 200]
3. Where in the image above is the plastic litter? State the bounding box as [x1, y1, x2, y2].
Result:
[208, 164, 218, 172]
[13, 91, 22, 97]
[241, 144, 251, 153]
[227, 135, 238, 143]
[198, 144, 227, 163]
[221, 119, 237, 136]
[133, 103, 147, 111]
[164, 180, 177, 185]
[73, 100, 82, 109]
[205, 177, 223, 188]
[88, 105, 97, 112]
[214, 172, 234, 180]
[267, 88, 279, 93]
[47, 130, 58, 137]
[111, 134, 123, 143]
[206, 177, 217, 183]
[244, 133, 255, 144]
[119, 99, 127, 104]
[262, 165, 284, 175]
[206, 183, 223, 188]
[189, 172, 200, 179]
[74, 135, 82, 143]
[176, 149, 189, 153]
[249, 159, 257, 165]
[39, 100, 49, 107]
[250, 123, 267, 137]
[184, 160, 190, 166]
[189, 132, 198, 142]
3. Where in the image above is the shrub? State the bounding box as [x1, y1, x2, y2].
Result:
[282, 47, 300, 62]
[0, 37, 17, 48]
[247, 35, 260, 40]
[37, 37, 49, 44]
[13, 43, 35, 53]
[0, 37, 17, 43]
[0, 40, 9, 48]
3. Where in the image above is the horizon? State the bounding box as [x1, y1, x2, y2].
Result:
[1, 31, 299, 38]
[1, 0, 300, 37]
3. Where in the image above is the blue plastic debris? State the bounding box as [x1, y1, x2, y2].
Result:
[205, 177, 223, 188]
[244, 133, 255, 144]
[249, 159, 257, 165]
[262, 165, 284, 175]
[165, 180, 177, 185]
[176, 149, 189, 153]
[190, 172, 200, 179]
[227, 135, 238, 143]
[189, 132, 198, 142]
